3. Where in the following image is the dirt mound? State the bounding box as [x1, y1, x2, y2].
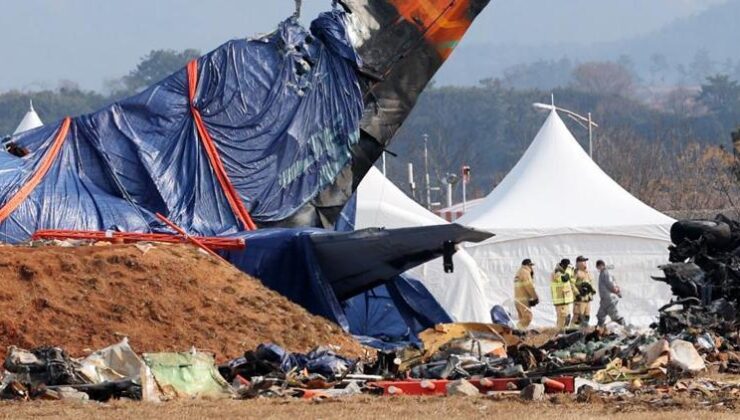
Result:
[0, 243, 363, 361]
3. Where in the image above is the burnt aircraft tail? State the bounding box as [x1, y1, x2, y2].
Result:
[290, 0, 492, 227]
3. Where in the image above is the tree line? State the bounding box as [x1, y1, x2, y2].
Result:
[386, 67, 740, 214]
[0, 49, 200, 136]
[495, 49, 740, 91]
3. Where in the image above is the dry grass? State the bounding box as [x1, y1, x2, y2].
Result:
[0, 396, 738, 420]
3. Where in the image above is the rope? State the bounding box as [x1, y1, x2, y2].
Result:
[187, 60, 257, 231]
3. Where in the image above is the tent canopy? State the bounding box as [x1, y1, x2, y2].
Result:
[456, 110, 675, 326]
[356, 167, 446, 227]
[354, 167, 494, 322]
[460, 110, 675, 230]
[13, 100, 43, 135]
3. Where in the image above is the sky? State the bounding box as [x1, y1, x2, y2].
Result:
[0, 0, 727, 92]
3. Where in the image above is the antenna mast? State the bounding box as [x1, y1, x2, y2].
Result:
[293, 0, 302, 19]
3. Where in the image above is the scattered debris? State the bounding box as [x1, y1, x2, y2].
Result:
[520, 383, 545, 401]
[142, 351, 233, 401]
[654, 216, 740, 337]
[446, 379, 480, 397]
[218, 343, 356, 389]
[653, 215, 740, 376]
[670, 340, 705, 373]
[78, 338, 142, 384]
[2, 217, 740, 410]
[40, 386, 90, 402]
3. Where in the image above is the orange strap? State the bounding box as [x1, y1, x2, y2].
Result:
[155, 212, 230, 263]
[0, 117, 71, 223]
[187, 60, 257, 230]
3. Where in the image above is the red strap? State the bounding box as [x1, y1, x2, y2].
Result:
[155, 212, 230, 263]
[187, 60, 257, 230]
[32, 229, 245, 250]
[0, 117, 71, 223]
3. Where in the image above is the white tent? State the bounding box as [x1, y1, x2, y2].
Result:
[458, 110, 675, 326]
[13, 100, 44, 135]
[355, 167, 493, 322]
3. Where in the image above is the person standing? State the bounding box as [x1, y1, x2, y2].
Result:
[572, 256, 596, 327]
[550, 259, 575, 329]
[513, 259, 539, 329]
[596, 260, 625, 326]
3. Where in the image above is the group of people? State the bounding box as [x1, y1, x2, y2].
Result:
[512, 256, 625, 330]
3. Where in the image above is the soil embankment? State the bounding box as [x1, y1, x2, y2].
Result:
[0, 243, 363, 361]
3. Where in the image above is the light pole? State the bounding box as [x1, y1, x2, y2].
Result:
[533, 101, 599, 159]
[462, 165, 470, 212]
[423, 134, 431, 210]
[407, 162, 416, 200]
[443, 173, 459, 209]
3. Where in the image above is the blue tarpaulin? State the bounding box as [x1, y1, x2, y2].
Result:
[223, 227, 452, 347]
[343, 275, 453, 349]
[224, 228, 349, 329]
[0, 11, 362, 242]
[221, 343, 353, 380]
[335, 191, 452, 347]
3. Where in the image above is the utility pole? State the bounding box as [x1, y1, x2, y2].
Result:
[446, 182, 453, 208]
[443, 173, 459, 209]
[423, 134, 431, 210]
[462, 166, 470, 212]
[533, 99, 599, 161]
[293, 0, 302, 19]
[462, 179, 467, 212]
[408, 162, 416, 200]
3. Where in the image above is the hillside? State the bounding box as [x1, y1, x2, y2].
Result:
[435, 0, 740, 86]
[604, 0, 740, 77]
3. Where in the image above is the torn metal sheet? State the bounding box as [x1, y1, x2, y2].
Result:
[653, 215, 740, 335]
[141, 351, 233, 401]
[78, 338, 143, 384]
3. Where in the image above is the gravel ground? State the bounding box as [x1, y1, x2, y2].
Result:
[1, 395, 738, 420]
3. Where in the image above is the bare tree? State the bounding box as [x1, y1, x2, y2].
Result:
[597, 133, 740, 217]
[661, 87, 705, 117]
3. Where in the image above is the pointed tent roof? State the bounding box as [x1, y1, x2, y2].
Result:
[13, 101, 43, 135]
[459, 110, 674, 229]
[355, 167, 444, 229]
[355, 166, 494, 322]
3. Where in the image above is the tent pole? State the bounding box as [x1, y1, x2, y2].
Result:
[424, 134, 431, 210]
